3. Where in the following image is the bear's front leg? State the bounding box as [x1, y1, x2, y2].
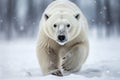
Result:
[62, 41, 89, 75]
[37, 46, 60, 75]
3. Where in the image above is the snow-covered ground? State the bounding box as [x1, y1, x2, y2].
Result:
[0, 37, 120, 80]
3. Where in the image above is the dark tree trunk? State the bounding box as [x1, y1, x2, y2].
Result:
[96, 0, 102, 26]
[104, 0, 113, 37]
[118, 0, 120, 34]
[6, 0, 15, 40]
[96, 0, 103, 37]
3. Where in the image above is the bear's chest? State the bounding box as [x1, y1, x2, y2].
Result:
[58, 47, 70, 58]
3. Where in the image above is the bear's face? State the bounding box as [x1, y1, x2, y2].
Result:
[43, 12, 81, 45]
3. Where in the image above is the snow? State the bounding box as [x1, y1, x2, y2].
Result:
[0, 37, 120, 80]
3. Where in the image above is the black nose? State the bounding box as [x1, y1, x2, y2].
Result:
[58, 35, 66, 42]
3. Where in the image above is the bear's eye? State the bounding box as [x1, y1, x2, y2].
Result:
[53, 24, 57, 28]
[66, 24, 70, 28]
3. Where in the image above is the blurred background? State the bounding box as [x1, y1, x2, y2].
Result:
[0, 0, 120, 40]
[0, 0, 120, 80]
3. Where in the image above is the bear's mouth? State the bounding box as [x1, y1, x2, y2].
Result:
[57, 41, 67, 45]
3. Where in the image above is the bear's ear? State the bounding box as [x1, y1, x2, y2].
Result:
[44, 14, 49, 20]
[75, 13, 80, 20]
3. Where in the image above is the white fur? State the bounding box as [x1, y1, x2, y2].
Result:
[36, 0, 89, 76]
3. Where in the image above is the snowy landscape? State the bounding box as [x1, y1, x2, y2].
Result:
[0, 36, 120, 80]
[0, 0, 120, 80]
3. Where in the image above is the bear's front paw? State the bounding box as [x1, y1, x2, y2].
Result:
[51, 70, 63, 76]
[61, 56, 75, 72]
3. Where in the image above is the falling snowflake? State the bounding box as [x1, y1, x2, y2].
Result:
[20, 26, 24, 31]
[93, 0, 97, 4]
[117, 72, 120, 74]
[106, 70, 110, 74]
[0, 19, 3, 23]
[100, 11, 103, 15]
[107, 21, 110, 24]
[33, 22, 35, 25]
[103, 6, 107, 10]
[92, 19, 95, 23]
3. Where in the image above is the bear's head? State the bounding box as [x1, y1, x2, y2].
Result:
[43, 12, 81, 45]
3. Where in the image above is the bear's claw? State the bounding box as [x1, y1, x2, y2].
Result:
[51, 70, 63, 76]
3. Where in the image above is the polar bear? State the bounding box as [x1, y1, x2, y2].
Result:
[36, 0, 89, 76]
